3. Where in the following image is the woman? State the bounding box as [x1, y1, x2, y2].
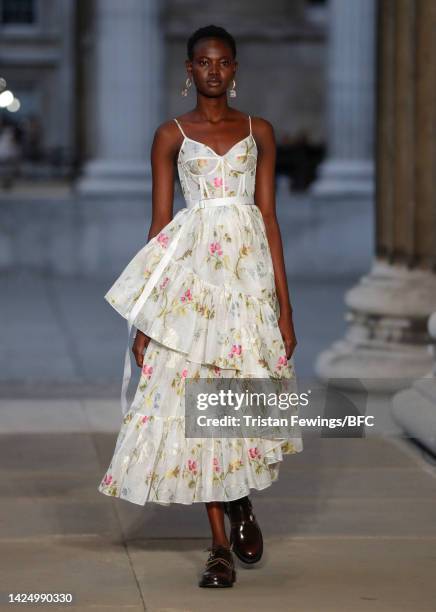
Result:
[98, 24, 303, 588]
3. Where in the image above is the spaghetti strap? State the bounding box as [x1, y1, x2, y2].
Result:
[174, 118, 187, 138]
[248, 115, 252, 135]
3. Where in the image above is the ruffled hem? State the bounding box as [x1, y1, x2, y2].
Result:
[97, 411, 303, 506]
[99, 472, 286, 507]
[105, 255, 292, 379]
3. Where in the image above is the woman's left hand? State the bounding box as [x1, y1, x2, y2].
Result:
[278, 312, 297, 360]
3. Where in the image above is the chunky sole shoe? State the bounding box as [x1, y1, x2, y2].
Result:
[198, 568, 236, 588]
[231, 536, 263, 565]
[198, 546, 236, 588]
[224, 497, 264, 565]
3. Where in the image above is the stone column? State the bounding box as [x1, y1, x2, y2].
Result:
[313, 0, 376, 197]
[315, 0, 436, 390]
[57, 0, 76, 163]
[392, 312, 436, 453]
[77, 0, 162, 195]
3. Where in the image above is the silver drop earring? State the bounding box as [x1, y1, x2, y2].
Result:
[229, 79, 237, 98]
[181, 76, 192, 97]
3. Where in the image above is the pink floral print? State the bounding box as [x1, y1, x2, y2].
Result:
[249, 447, 261, 460]
[229, 344, 242, 358]
[180, 288, 193, 303]
[160, 276, 170, 290]
[142, 364, 153, 379]
[188, 459, 198, 475]
[157, 232, 169, 248]
[209, 241, 223, 257]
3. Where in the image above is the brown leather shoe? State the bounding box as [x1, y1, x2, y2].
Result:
[198, 545, 236, 588]
[224, 496, 263, 564]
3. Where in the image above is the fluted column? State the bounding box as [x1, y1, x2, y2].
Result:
[77, 0, 162, 195]
[315, 0, 436, 389]
[313, 0, 376, 197]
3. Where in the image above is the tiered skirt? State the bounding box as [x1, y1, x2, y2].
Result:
[98, 202, 303, 506]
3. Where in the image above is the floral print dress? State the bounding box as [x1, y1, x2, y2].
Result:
[98, 115, 303, 506]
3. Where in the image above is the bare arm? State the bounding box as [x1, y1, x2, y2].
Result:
[146, 121, 181, 241]
[253, 117, 297, 358]
[133, 120, 182, 365]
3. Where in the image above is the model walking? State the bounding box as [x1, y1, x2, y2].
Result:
[98, 24, 303, 588]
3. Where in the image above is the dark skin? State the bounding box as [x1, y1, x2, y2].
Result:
[132, 37, 297, 549]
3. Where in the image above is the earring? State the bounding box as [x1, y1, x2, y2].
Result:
[229, 79, 237, 98]
[181, 76, 192, 97]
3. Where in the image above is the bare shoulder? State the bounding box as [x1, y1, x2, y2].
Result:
[154, 118, 182, 139]
[152, 118, 184, 154]
[250, 116, 276, 148]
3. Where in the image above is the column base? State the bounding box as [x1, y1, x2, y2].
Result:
[392, 379, 436, 455]
[315, 260, 436, 391]
[311, 159, 375, 198]
[76, 159, 151, 196]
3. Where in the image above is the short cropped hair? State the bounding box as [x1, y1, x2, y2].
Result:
[187, 25, 237, 60]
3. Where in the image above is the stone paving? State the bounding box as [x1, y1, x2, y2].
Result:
[1, 272, 436, 610]
[1, 396, 436, 611]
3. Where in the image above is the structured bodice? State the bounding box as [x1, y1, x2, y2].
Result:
[174, 117, 257, 207]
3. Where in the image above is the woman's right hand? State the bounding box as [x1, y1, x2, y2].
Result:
[132, 330, 151, 368]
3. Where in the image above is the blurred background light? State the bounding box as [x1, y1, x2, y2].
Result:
[0, 89, 14, 107]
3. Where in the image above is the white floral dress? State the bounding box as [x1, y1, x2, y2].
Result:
[98, 115, 303, 506]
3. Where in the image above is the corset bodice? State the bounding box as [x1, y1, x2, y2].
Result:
[174, 116, 257, 207]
